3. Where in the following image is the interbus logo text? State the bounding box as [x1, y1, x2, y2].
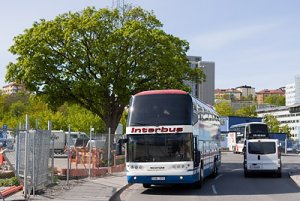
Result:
[131, 126, 183, 134]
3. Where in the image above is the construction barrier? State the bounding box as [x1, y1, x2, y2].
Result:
[0, 185, 23, 199]
[0, 148, 4, 166]
[58, 148, 125, 178]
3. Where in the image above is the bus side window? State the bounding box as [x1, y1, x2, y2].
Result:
[199, 141, 204, 154]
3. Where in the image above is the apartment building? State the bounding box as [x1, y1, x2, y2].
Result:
[286, 75, 300, 106]
[215, 88, 242, 100]
[236, 85, 256, 99]
[256, 88, 285, 105]
[1, 82, 26, 95]
[187, 56, 215, 106]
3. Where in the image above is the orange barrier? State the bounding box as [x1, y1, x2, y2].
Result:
[0, 148, 4, 165]
[0, 153, 3, 165]
[70, 148, 103, 169]
[0, 185, 23, 198]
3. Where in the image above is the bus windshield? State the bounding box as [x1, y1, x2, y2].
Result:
[127, 133, 193, 162]
[249, 124, 268, 134]
[127, 94, 192, 126]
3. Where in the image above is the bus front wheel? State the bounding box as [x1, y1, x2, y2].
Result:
[193, 168, 204, 188]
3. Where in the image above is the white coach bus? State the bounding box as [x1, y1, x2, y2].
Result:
[230, 122, 269, 153]
[118, 89, 221, 188]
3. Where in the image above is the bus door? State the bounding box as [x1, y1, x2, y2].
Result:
[193, 136, 200, 167]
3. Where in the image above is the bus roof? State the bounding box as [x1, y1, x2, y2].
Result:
[230, 122, 266, 128]
[135, 89, 188, 96]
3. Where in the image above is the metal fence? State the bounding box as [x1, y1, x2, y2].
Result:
[16, 129, 51, 195]
[2, 117, 126, 200]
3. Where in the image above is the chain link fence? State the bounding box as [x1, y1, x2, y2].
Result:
[3, 117, 126, 199]
[15, 129, 51, 194]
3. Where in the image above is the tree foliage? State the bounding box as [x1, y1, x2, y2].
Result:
[214, 102, 234, 116]
[214, 101, 257, 117]
[263, 114, 291, 138]
[0, 93, 105, 134]
[264, 95, 285, 106]
[6, 6, 204, 133]
[235, 105, 257, 117]
[263, 114, 280, 133]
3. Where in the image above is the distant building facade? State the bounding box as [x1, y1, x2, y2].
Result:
[286, 75, 300, 106]
[257, 106, 300, 140]
[215, 88, 241, 100]
[1, 82, 26, 95]
[187, 56, 215, 105]
[236, 85, 256, 99]
[256, 88, 285, 105]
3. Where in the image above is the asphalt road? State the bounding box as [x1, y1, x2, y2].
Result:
[119, 152, 300, 201]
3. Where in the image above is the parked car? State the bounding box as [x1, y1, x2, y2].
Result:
[86, 139, 106, 150]
[292, 144, 300, 154]
[74, 138, 89, 148]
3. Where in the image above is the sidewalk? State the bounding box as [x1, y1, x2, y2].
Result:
[6, 171, 129, 201]
[5, 167, 300, 200]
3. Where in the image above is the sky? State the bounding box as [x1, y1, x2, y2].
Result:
[1, 0, 300, 91]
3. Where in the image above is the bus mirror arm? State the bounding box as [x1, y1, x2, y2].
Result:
[116, 139, 128, 155]
[118, 139, 128, 144]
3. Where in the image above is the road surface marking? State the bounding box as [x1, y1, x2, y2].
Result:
[212, 185, 218, 194]
[214, 174, 223, 180]
[231, 168, 243, 172]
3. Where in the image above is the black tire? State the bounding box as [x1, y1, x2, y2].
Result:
[143, 184, 151, 188]
[194, 168, 204, 188]
[277, 168, 282, 178]
[244, 169, 249, 177]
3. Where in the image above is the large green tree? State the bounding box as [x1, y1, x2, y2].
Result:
[263, 114, 291, 138]
[214, 102, 234, 116]
[235, 105, 257, 117]
[264, 95, 285, 106]
[263, 114, 280, 132]
[6, 6, 204, 133]
[0, 93, 105, 134]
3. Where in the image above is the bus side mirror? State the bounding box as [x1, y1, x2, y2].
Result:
[116, 139, 128, 155]
[242, 147, 246, 153]
[194, 150, 200, 166]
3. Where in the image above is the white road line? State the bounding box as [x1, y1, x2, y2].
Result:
[212, 185, 218, 195]
[231, 168, 243, 172]
[214, 174, 223, 180]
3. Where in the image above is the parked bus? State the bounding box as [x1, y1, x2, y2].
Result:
[229, 122, 269, 153]
[119, 89, 221, 188]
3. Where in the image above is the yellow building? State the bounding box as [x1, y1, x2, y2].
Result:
[1, 82, 26, 95]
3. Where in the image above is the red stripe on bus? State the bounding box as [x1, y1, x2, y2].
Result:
[135, 89, 188, 96]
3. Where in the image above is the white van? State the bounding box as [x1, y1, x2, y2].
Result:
[243, 139, 282, 177]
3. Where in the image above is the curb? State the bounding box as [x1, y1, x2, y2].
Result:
[109, 183, 132, 201]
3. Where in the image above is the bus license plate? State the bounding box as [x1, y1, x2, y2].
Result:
[151, 177, 165, 181]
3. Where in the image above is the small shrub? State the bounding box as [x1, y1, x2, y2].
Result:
[0, 177, 20, 187]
